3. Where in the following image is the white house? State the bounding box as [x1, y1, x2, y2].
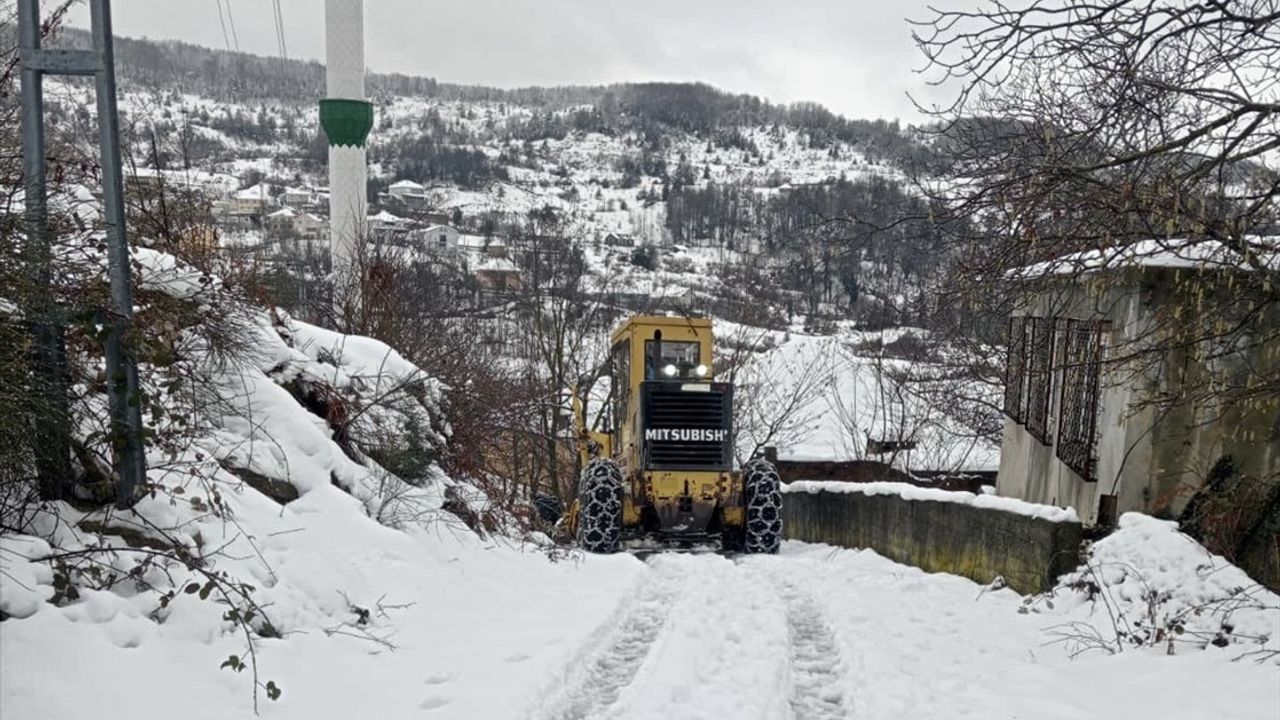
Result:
[231, 183, 272, 217]
[265, 207, 297, 235]
[369, 210, 412, 244]
[387, 179, 425, 199]
[293, 212, 326, 241]
[383, 179, 433, 212]
[280, 186, 313, 207]
[267, 207, 326, 241]
[423, 224, 462, 252]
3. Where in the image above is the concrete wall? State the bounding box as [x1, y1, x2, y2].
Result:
[783, 488, 1083, 595]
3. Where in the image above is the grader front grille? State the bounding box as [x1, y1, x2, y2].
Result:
[639, 382, 734, 470]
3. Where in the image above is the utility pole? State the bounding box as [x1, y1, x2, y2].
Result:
[320, 0, 373, 320]
[19, 0, 147, 509]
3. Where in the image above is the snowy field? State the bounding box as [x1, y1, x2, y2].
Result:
[4, 523, 1276, 720]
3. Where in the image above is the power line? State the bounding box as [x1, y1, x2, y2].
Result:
[213, 0, 231, 51]
[271, 0, 289, 61]
[223, 0, 241, 51]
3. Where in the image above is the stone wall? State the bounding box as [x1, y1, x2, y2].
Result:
[783, 485, 1083, 594]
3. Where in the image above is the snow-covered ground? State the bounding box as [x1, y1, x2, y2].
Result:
[725, 327, 1001, 473]
[4, 518, 1276, 720]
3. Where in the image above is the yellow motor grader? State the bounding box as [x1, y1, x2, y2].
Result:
[564, 315, 782, 554]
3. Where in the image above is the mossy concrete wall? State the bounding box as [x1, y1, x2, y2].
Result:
[783, 490, 1083, 594]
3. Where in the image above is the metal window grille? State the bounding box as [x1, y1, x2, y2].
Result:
[1056, 319, 1103, 482]
[1025, 317, 1055, 444]
[1004, 316, 1028, 422]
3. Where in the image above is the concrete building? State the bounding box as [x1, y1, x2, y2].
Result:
[280, 186, 314, 207]
[265, 207, 297, 235]
[267, 207, 327, 242]
[383, 179, 432, 212]
[423, 224, 462, 252]
[996, 238, 1279, 526]
[473, 256, 522, 293]
[230, 182, 272, 217]
[293, 212, 327, 241]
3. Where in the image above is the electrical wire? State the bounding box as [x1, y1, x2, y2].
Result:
[272, 0, 289, 61]
[223, 0, 241, 51]
[213, 0, 231, 51]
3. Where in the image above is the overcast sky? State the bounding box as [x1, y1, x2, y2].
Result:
[68, 1, 947, 121]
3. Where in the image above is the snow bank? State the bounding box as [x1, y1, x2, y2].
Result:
[1043, 513, 1280, 655]
[0, 244, 645, 719]
[784, 480, 1080, 523]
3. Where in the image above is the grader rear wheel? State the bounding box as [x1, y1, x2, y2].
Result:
[743, 459, 783, 554]
[577, 458, 624, 553]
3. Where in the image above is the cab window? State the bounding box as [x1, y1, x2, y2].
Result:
[643, 340, 702, 379]
[611, 339, 629, 434]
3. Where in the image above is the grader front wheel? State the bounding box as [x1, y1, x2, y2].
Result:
[577, 458, 624, 553]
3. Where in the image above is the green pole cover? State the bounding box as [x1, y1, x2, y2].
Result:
[319, 98, 374, 148]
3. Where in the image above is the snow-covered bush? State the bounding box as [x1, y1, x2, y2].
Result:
[1035, 514, 1279, 660]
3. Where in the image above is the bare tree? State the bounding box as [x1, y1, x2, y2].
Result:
[510, 211, 622, 501]
[900, 1, 1280, 452]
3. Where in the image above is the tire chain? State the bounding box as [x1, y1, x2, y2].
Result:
[743, 459, 783, 554]
[577, 458, 624, 553]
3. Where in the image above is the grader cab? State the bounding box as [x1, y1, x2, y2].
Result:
[567, 315, 782, 554]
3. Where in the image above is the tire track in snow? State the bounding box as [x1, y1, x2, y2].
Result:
[777, 579, 850, 720]
[528, 559, 686, 720]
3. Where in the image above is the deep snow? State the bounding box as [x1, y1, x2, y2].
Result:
[4, 532, 1277, 720]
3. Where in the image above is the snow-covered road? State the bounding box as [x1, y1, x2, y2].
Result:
[515, 545, 1278, 720]
[4, 519, 1277, 720]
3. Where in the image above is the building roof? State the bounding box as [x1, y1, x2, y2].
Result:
[233, 183, 271, 201]
[267, 207, 296, 219]
[1009, 237, 1279, 280]
[389, 179, 425, 191]
[370, 210, 407, 224]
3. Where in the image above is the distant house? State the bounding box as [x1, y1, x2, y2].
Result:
[211, 199, 256, 230]
[996, 238, 1279, 526]
[369, 210, 412, 245]
[231, 183, 272, 217]
[293, 212, 326, 241]
[265, 207, 297, 235]
[280, 186, 313, 207]
[387, 179, 425, 198]
[423, 224, 462, 252]
[383, 179, 432, 212]
[420, 211, 451, 227]
[267, 207, 326, 242]
[604, 232, 636, 248]
[473, 256, 522, 293]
